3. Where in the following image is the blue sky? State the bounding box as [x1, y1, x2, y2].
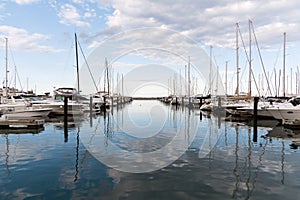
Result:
[0, 0, 300, 96]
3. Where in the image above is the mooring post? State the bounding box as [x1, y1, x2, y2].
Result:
[90, 96, 93, 115]
[89, 96, 93, 127]
[218, 96, 221, 108]
[253, 96, 259, 142]
[199, 97, 203, 107]
[64, 96, 68, 142]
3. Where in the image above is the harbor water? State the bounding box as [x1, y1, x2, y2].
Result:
[1, 100, 300, 199]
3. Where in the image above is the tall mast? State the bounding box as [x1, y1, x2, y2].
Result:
[75, 33, 80, 94]
[248, 20, 252, 97]
[274, 68, 277, 96]
[225, 61, 228, 96]
[185, 65, 187, 95]
[236, 23, 239, 96]
[188, 56, 191, 105]
[105, 58, 110, 96]
[296, 66, 300, 95]
[5, 38, 8, 97]
[291, 68, 293, 95]
[283, 32, 286, 97]
[122, 73, 124, 97]
[209, 46, 212, 95]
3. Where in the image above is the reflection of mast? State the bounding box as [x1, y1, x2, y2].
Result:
[74, 128, 80, 182]
[103, 112, 108, 146]
[281, 141, 285, 184]
[224, 120, 228, 146]
[246, 128, 252, 199]
[5, 134, 10, 176]
[187, 107, 191, 144]
[232, 126, 239, 198]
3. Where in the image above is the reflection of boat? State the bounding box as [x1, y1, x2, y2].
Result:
[282, 119, 300, 129]
[46, 115, 84, 129]
[265, 126, 300, 149]
[0, 127, 44, 134]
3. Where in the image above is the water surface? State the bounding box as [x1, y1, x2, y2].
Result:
[1, 100, 300, 199]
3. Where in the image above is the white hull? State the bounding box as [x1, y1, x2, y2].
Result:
[268, 107, 300, 121]
[3, 108, 52, 119]
[32, 101, 84, 116]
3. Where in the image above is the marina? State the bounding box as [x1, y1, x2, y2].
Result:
[1, 1, 300, 198]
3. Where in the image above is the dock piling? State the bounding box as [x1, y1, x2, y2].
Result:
[64, 96, 68, 142]
[253, 97, 259, 142]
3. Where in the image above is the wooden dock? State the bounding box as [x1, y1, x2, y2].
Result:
[0, 118, 45, 129]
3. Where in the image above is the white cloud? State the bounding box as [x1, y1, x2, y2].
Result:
[0, 25, 62, 52]
[58, 3, 90, 27]
[94, 0, 300, 49]
[11, 0, 40, 5]
[72, 0, 84, 4]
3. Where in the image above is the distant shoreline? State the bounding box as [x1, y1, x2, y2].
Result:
[132, 97, 162, 100]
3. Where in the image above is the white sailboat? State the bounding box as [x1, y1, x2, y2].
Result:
[0, 38, 52, 120]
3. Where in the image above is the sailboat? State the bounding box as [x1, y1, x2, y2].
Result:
[31, 34, 85, 116]
[0, 38, 53, 120]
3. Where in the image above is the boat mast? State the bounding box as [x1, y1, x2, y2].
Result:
[225, 61, 228, 96]
[274, 68, 277, 96]
[291, 68, 293, 95]
[248, 20, 252, 97]
[296, 66, 300, 95]
[5, 38, 8, 98]
[122, 73, 124, 97]
[283, 32, 286, 97]
[185, 65, 187, 95]
[75, 33, 80, 94]
[236, 23, 239, 96]
[105, 58, 110, 96]
[209, 46, 212, 95]
[188, 56, 191, 105]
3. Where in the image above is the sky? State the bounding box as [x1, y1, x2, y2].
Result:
[0, 0, 300, 97]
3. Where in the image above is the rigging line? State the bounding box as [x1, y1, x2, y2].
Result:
[271, 46, 281, 94]
[251, 22, 273, 96]
[251, 68, 260, 97]
[16, 69, 24, 91]
[77, 41, 99, 92]
[238, 26, 250, 64]
[8, 46, 24, 91]
[238, 25, 260, 95]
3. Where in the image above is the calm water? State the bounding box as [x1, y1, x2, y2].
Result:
[1, 100, 300, 200]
